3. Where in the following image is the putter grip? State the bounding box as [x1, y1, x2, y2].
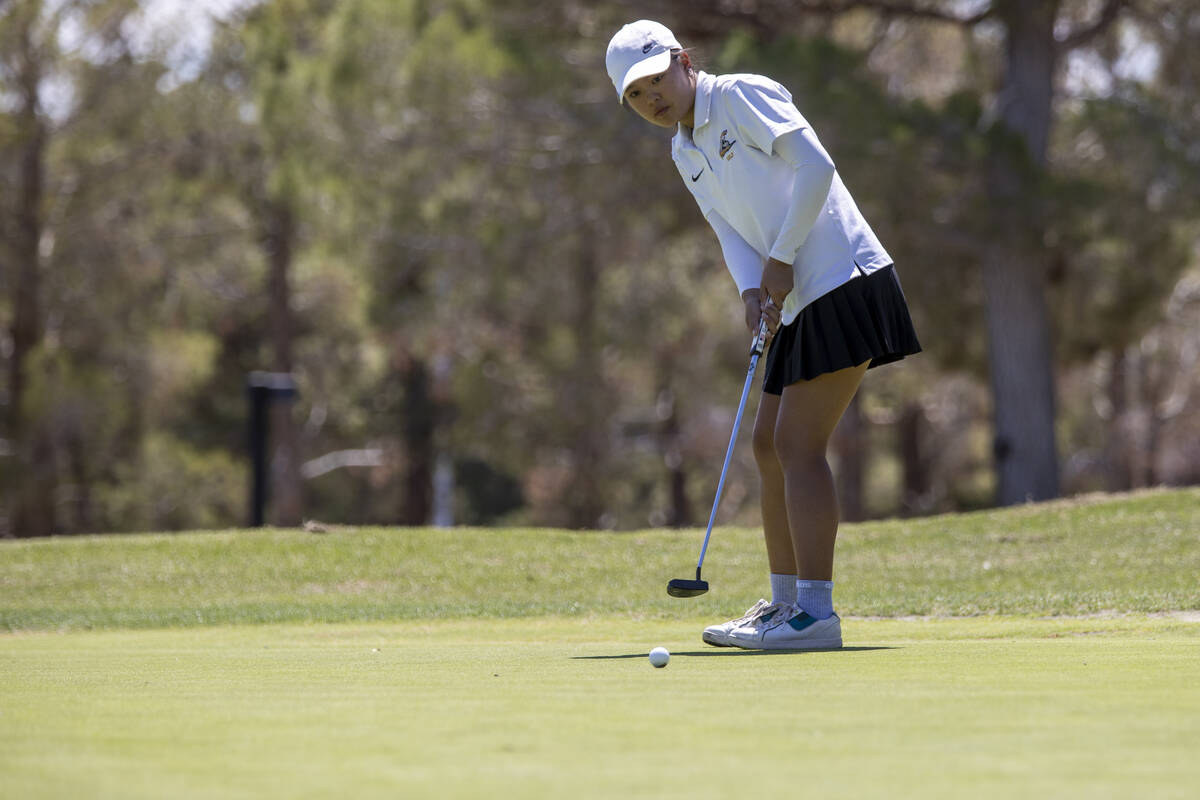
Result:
[750, 316, 770, 357]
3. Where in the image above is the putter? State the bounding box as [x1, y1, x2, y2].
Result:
[667, 311, 771, 598]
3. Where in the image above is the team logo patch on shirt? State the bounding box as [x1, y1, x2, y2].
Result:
[719, 129, 737, 160]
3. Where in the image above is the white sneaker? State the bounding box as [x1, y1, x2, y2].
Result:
[702, 600, 789, 647]
[727, 605, 843, 650]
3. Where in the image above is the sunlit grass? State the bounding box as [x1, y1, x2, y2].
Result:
[2, 487, 1197, 631]
[2, 490, 1199, 798]
[2, 617, 1198, 799]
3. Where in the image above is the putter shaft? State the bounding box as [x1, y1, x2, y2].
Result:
[693, 318, 769, 574]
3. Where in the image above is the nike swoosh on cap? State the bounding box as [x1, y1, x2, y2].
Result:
[691, 170, 704, 181]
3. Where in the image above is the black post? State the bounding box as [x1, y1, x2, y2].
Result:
[247, 372, 298, 527]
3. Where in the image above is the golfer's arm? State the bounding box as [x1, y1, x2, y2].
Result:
[705, 209, 763, 298]
[766, 127, 836, 265]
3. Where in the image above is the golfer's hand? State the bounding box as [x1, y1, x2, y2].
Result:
[761, 258, 793, 308]
[743, 289, 781, 345]
[742, 289, 763, 334]
[759, 294, 781, 344]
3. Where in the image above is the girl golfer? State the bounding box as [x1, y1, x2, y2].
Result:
[606, 20, 920, 649]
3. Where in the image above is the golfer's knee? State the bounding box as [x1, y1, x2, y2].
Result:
[773, 424, 826, 471]
[752, 417, 779, 467]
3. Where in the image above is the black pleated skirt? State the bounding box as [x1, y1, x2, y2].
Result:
[762, 265, 921, 395]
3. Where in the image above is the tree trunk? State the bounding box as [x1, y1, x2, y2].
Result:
[399, 354, 433, 525]
[982, 252, 1060, 503]
[7, 18, 55, 537]
[564, 242, 606, 528]
[430, 353, 456, 528]
[1130, 348, 1158, 488]
[65, 426, 93, 533]
[1143, 405, 1161, 488]
[431, 452, 454, 527]
[657, 386, 692, 528]
[898, 401, 929, 515]
[263, 200, 303, 526]
[983, 0, 1062, 504]
[1105, 348, 1134, 491]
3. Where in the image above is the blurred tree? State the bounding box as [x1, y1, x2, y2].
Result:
[313, 0, 518, 524]
[0, 0, 53, 536]
[175, 0, 376, 527]
[0, 0, 161, 536]
[2, 0, 1195, 538]
[1052, 0, 1200, 491]
[213, 0, 340, 526]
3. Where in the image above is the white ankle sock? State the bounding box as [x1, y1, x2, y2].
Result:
[770, 573, 798, 606]
[796, 580, 834, 619]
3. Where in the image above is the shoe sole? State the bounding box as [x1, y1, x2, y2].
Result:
[702, 630, 734, 647]
[727, 636, 842, 651]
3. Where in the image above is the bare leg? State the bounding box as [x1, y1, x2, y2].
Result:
[750, 390, 795, 575]
[774, 362, 869, 581]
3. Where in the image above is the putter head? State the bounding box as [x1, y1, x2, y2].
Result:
[666, 578, 709, 598]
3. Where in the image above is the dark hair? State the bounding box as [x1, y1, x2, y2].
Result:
[671, 47, 703, 73]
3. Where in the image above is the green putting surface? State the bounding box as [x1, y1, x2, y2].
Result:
[2, 616, 1198, 799]
[3, 488, 1198, 797]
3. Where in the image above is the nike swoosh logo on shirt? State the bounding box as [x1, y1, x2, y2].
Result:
[691, 170, 704, 182]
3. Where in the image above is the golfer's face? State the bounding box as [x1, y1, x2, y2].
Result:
[624, 58, 694, 128]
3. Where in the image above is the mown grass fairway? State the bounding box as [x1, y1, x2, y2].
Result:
[2, 488, 1199, 798]
[3, 617, 1199, 799]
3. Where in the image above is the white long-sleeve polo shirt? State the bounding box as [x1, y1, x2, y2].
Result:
[671, 71, 893, 325]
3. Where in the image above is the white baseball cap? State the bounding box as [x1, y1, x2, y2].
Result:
[605, 20, 682, 104]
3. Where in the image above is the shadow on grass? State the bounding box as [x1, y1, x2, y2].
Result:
[573, 646, 897, 660]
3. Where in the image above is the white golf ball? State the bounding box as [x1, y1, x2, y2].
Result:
[648, 647, 670, 668]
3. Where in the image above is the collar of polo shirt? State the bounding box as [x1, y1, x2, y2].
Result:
[688, 71, 715, 131]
